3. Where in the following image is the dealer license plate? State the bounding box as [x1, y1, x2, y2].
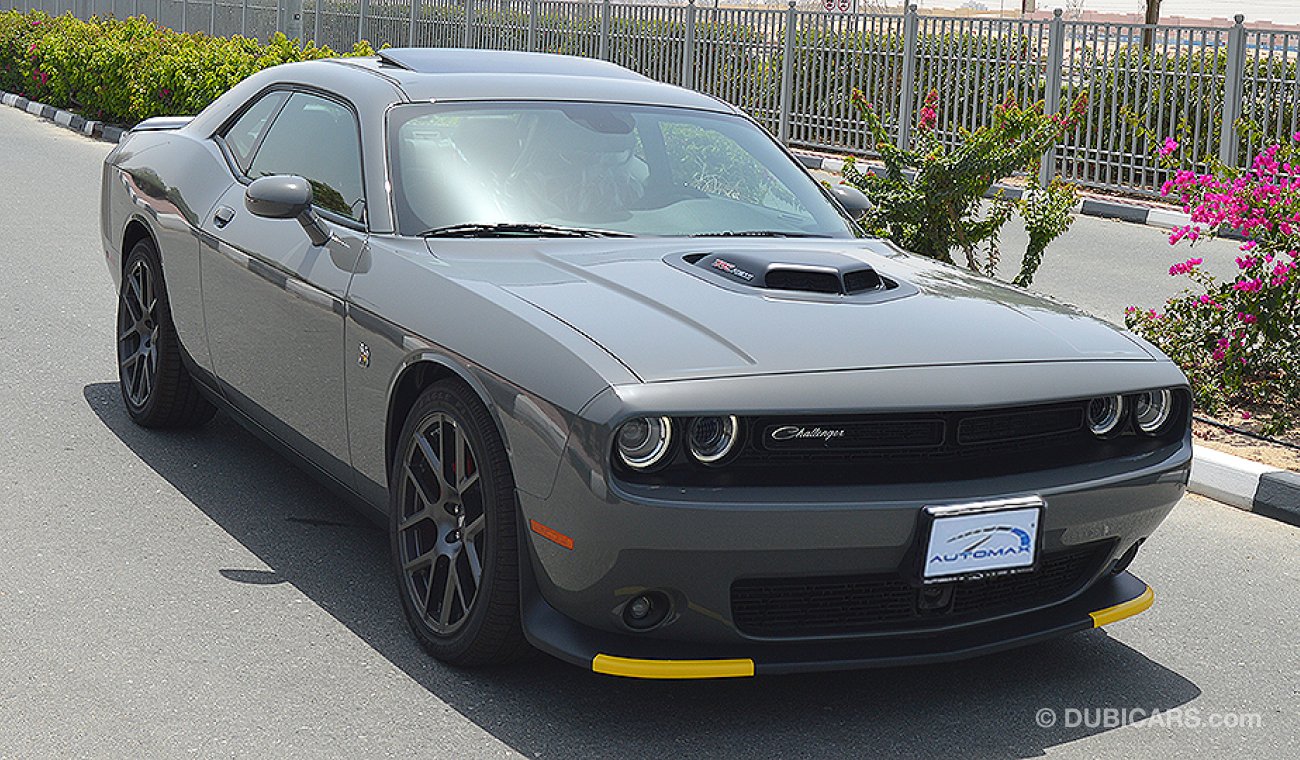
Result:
[921, 497, 1042, 581]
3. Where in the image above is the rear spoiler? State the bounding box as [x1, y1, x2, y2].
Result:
[130, 116, 194, 133]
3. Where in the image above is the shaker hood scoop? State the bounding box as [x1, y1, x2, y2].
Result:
[472, 239, 1154, 382]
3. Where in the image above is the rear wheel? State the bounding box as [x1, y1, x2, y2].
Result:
[116, 238, 215, 428]
[390, 380, 528, 666]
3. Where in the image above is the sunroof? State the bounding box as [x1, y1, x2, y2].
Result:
[376, 48, 648, 81]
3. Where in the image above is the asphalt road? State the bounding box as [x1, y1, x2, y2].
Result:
[1, 105, 1298, 758]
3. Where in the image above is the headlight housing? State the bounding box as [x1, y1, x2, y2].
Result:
[615, 416, 673, 470]
[1086, 394, 1125, 436]
[687, 415, 740, 464]
[1133, 389, 1174, 434]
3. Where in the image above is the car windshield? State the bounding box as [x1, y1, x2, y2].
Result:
[388, 101, 856, 238]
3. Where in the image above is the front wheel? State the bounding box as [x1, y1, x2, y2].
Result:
[390, 380, 529, 666]
[116, 238, 215, 428]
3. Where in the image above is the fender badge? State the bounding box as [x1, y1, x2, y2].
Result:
[358, 342, 371, 368]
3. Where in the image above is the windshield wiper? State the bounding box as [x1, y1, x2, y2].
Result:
[688, 230, 830, 238]
[418, 222, 633, 238]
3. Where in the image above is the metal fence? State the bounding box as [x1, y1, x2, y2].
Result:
[6, 0, 1300, 196]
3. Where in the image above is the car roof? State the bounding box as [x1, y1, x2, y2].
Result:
[332, 48, 738, 114]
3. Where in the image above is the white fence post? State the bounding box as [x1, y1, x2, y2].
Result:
[682, 0, 695, 90]
[1039, 8, 1065, 187]
[209, 0, 215, 36]
[286, 0, 302, 40]
[463, 0, 472, 48]
[527, 0, 536, 52]
[408, 0, 418, 46]
[358, 0, 366, 43]
[778, 1, 795, 144]
[240, 0, 246, 36]
[598, 0, 610, 60]
[896, 3, 919, 149]
[1218, 14, 1246, 168]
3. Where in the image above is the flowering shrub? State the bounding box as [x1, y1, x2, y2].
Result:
[840, 88, 1087, 286]
[0, 11, 373, 125]
[1125, 135, 1300, 434]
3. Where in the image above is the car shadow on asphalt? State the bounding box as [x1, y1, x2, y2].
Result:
[85, 382, 1201, 759]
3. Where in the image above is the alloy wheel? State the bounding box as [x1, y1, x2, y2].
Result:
[118, 257, 160, 408]
[397, 413, 486, 635]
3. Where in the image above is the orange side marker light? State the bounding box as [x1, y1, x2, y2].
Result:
[530, 519, 575, 550]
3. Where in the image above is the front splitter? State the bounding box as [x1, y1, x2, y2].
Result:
[522, 571, 1154, 679]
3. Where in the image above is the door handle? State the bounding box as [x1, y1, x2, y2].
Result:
[213, 206, 235, 229]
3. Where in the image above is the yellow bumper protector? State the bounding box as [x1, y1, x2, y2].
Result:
[592, 654, 754, 679]
[1089, 585, 1154, 628]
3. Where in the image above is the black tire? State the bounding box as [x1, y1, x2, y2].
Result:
[390, 380, 529, 666]
[116, 237, 216, 429]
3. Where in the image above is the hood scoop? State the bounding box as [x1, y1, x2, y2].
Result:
[685, 250, 901, 299]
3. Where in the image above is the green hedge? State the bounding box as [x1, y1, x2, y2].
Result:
[0, 11, 373, 125]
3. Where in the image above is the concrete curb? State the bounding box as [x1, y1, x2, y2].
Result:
[0, 90, 125, 143]
[794, 150, 1247, 240]
[1190, 445, 1300, 528]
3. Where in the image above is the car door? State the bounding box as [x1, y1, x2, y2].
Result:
[199, 89, 368, 487]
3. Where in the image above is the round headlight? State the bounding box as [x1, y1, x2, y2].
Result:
[1086, 395, 1125, 436]
[616, 416, 673, 470]
[687, 415, 740, 464]
[1133, 389, 1174, 434]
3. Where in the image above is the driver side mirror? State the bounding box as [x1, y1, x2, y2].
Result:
[829, 183, 872, 221]
[245, 174, 331, 247]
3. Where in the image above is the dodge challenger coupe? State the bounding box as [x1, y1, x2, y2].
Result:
[101, 48, 1189, 678]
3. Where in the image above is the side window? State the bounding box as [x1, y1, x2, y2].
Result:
[221, 91, 287, 175]
[247, 92, 366, 223]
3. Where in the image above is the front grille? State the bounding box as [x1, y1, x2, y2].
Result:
[957, 405, 1084, 444]
[730, 543, 1109, 638]
[613, 393, 1189, 488]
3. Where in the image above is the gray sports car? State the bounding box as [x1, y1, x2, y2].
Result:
[101, 48, 1189, 679]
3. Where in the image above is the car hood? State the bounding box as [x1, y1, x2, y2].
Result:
[429, 238, 1153, 382]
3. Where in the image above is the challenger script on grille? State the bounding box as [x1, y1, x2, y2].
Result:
[769, 426, 847, 441]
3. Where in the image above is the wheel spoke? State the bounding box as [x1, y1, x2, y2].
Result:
[414, 431, 453, 495]
[461, 513, 485, 542]
[140, 354, 153, 399]
[403, 464, 442, 515]
[129, 355, 145, 402]
[128, 269, 147, 315]
[463, 544, 483, 586]
[403, 550, 435, 574]
[454, 432, 468, 487]
[438, 562, 459, 626]
[123, 291, 144, 322]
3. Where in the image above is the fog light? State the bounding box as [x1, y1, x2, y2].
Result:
[627, 596, 652, 620]
[1086, 395, 1124, 436]
[1133, 389, 1173, 434]
[615, 417, 673, 470]
[687, 415, 739, 464]
[621, 591, 671, 630]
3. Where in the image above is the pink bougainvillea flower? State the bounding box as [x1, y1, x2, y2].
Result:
[1158, 137, 1179, 156]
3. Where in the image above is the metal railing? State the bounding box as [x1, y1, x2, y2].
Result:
[7, 1, 1299, 196]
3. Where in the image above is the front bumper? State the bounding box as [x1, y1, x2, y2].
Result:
[516, 402, 1188, 677]
[523, 570, 1154, 678]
